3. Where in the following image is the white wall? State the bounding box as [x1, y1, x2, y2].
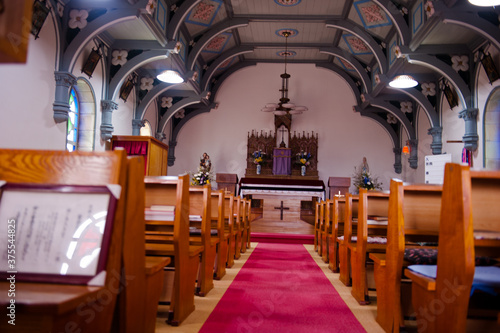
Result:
[0, 12, 65, 150]
[168, 63, 405, 192]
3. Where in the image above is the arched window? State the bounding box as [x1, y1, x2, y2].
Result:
[140, 120, 153, 137]
[67, 88, 79, 151]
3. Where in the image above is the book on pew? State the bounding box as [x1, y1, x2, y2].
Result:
[145, 205, 175, 221]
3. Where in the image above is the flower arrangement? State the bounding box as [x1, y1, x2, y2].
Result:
[191, 153, 213, 186]
[352, 167, 383, 192]
[296, 151, 311, 166]
[252, 150, 266, 165]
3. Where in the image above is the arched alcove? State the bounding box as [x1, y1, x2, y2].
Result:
[484, 87, 500, 169]
[74, 78, 96, 151]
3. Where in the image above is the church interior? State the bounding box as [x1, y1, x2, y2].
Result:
[0, 0, 500, 332]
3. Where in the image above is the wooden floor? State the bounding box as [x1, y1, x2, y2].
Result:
[250, 217, 314, 235]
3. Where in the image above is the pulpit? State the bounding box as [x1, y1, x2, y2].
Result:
[272, 148, 291, 176]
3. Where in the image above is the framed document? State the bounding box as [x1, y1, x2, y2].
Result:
[0, 182, 121, 285]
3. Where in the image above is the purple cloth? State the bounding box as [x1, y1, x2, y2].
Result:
[272, 148, 292, 175]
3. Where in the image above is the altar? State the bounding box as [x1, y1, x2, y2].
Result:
[239, 177, 325, 222]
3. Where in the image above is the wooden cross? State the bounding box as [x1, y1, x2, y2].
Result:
[274, 201, 290, 220]
[278, 127, 287, 148]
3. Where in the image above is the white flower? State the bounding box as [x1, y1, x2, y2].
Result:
[421, 82, 436, 96]
[451, 55, 469, 72]
[140, 77, 154, 91]
[111, 50, 128, 66]
[161, 97, 173, 108]
[68, 9, 89, 29]
[57, 2, 65, 17]
[425, 1, 434, 19]
[400, 101, 413, 113]
[387, 114, 397, 124]
[146, 0, 157, 15]
[174, 109, 185, 118]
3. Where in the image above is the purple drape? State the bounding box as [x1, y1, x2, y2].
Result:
[273, 148, 291, 175]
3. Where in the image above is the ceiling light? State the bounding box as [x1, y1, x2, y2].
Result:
[261, 30, 307, 115]
[468, 0, 500, 6]
[389, 74, 418, 88]
[157, 69, 184, 83]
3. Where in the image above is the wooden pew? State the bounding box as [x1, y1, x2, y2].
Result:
[188, 185, 217, 296]
[115, 156, 171, 333]
[328, 195, 346, 272]
[143, 175, 204, 326]
[370, 180, 441, 333]
[349, 189, 389, 305]
[317, 200, 326, 257]
[233, 196, 243, 259]
[314, 201, 321, 252]
[224, 193, 236, 267]
[405, 164, 500, 333]
[240, 198, 251, 253]
[321, 199, 331, 263]
[211, 190, 227, 280]
[339, 193, 359, 286]
[245, 198, 252, 249]
[0, 149, 127, 333]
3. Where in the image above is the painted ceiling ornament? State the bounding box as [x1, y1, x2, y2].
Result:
[111, 50, 128, 66]
[424, 1, 434, 19]
[192, 2, 216, 21]
[400, 101, 413, 113]
[401, 6, 408, 15]
[140, 77, 154, 91]
[375, 74, 381, 84]
[387, 114, 397, 124]
[68, 9, 89, 29]
[394, 45, 402, 58]
[174, 109, 185, 119]
[189, 40, 196, 47]
[57, 1, 65, 17]
[421, 82, 436, 96]
[170, 4, 178, 12]
[360, 94, 366, 103]
[451, 55, 469, 72]
[275, 0, 301, 6]
[172, 41, 182, 54]
[191, 72, 199, 81]
[161, 96, 173, 108]
[146, 0, 157, 15]
[203, 64, 208, 70]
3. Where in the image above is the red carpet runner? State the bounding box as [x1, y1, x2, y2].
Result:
[200, 243, 366, 333]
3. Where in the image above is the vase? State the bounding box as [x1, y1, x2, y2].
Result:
[301, 165, 306, 176]
[256, 164, 261, 175]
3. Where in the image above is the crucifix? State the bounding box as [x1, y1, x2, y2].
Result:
[274, 201, 290, 220]
[278, 126, 287, 148]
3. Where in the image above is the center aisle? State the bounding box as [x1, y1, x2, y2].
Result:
[199, 243, 367, 332]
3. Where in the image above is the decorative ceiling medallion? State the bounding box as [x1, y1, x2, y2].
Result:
[354, 0, 391, 29]
[343, 34, 370, 55]
[186, 0, 222, 27]
[203, 32, 232, 53]
[274, 0, 301, 6]
[339, 58, 355, 71]
[275, 29, 298, 37]
[277, 50, 296, 57]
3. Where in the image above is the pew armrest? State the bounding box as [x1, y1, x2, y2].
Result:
[369, 253, 386, 266]
[145, 256, 171, 276]
[404, 268, 436, 291]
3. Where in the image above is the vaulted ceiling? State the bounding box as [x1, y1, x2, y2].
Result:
[52, 0, 500, 168]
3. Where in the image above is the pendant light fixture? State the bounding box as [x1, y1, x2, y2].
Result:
[261, 30, 308, 115]
[389, 56, 418, 88]
[157, 52, 184, 84]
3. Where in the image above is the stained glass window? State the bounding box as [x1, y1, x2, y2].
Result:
[67, 88, 79, 151]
